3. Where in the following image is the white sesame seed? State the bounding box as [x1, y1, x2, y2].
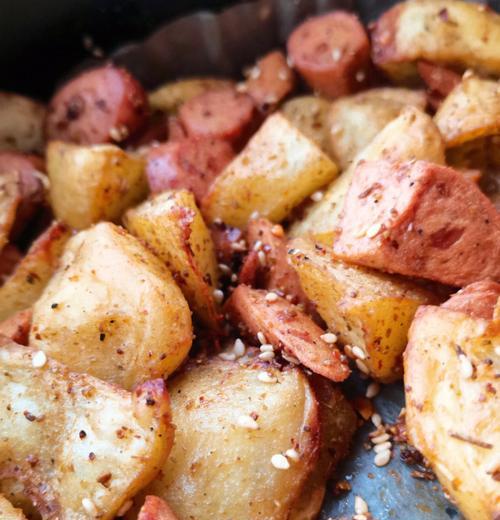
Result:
[282, 351, 300, 364]
[374, 449, 391, 467]
[32, 350, 47, 368]
[213, 289, 224, 304]
[356, 70, 366, 82]
[366, 382, 381, 399]
[371, 433, 390, 444]
[366, 223, 382, 238]
[356, 359, 370, 375]
[237, 414, 259, 430]
[353, 515, 368, 520]
[231, 240, 247, 252]
[257, 250, 267, 266]
[257, 371, 277, 384]
[233, 338, 246, 357]
[116, 500, 133, 517]
[374, 441, 392, 453]
[285, 448, 300, 461]
[219, 352, 237, 361]
[352, 346, 367, 360]
[344, 344, 353, 356]
[213, 217, 223, 225]
[259, 351, 275, 361]
[331, 48, 342, 62]
[260, 344, 275, 353]
[310, 190, 324, 202]
[218, 263, 231, 274]
[371, 413, 382, 428]
[257, 331, 267, 344]
[459, 354, 474, 379]
[353, 228, 366, 239]
[320, 332, 338, 344]
[253, 240, 263, 251]
[250, 210, 260, 220]
[250, 66, 261, 80]
[271, 454, 290, 470]
[236, 82, 248, 93]
[265, 292, 279, 302]
[495, 346, 500, 356]
[231, 273, 238, 283]
[278, 69, 289, 81]
[82, 498, 97, 515]
[354, 496, 369, 515]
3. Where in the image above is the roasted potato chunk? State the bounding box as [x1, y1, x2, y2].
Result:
[328, 88, 426, 169]
[371, 0, 500, 83]
[124, 190, 220, 328]
[0, 222, 70, 321]
[141, 358, 320, 520]
[281, 96, 332, 154]
[30, 222, 192, 389]
[0, 495, 27, 520]
[202, 112, 338, 228]
[288, 238, 437, 382]
[0, 341, 173, 520]
[149, 78, 234, 114]
[47, 141, 147, 230]
[0, 93, 45, 154]
[0, 172, 21, 250]
[405, 296, 500, 520]
[289, 107, 445, 245]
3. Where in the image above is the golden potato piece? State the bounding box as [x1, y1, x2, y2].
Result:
[0, 495, 26, 520]
[405, 304, 500, 520]
[142, 358, 320, 520]
[288, 238, 437, 382]
[0, 93, 45, 154]
[202, 112, 338, 228]
[371, 0, 500, 83]
[328, 88, 426, 169]
[30, 222, 192, 389]
[281, 96, 332, 154]
[0, 341, 173, 520]
[0, 222, 71, 321]
[149, 78, 234, 114]
[47, 141, 147, 230]
[0, 172, 21, 250]
[124, 190, 220, 328]
[289, 107, 445, 245]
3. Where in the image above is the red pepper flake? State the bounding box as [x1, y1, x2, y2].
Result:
[23, 411, 37, 422]
[97, 472, 112, 487]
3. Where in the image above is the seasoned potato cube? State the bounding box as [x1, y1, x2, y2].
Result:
[0, 341, 173, 520]
[47, 141, 147, 230]
[405, 289, 500, 520]
[0, 222, 70, 321]
[141, 358, 320, 520]
[0, 92, 45, 154]
[281, 96, 332, 154]
[288, 238, 437, 382]
[124, 190, 220, 328]
[30, 222, 192, 389]
[149, 78, 234, 114]
[289, 107, 445, 245]
[202, 112, 338, 228]
[371, 0, 500, 83]
[0, 495, 26, 520]
[327, 88, 426, 169]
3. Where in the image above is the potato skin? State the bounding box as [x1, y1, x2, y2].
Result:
[124, 190, 221, 328]
[142, 358, 320, 520]
[30, 222, 192, 389]
[289, 238, 437, 382]
[47, 141, 147, 230]
[405, 305, 500, 520]
[0, 341, 174, 520]
[289, 106, 445, 245]
[202, 112, 338, 228]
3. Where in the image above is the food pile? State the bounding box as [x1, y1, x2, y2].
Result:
[0, 1, 498, 519]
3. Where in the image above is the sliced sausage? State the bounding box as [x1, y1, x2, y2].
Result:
[167, 116, 187, 142]
[287, 11, 371, 99]
[138, 496, 179, 520]
[442, 280, 500, 320]
[224, 285, 350, 382]
[210, 222, 246, 266]
[0, 308, 32, 345]
[242, 50, 295, 112]
[417, 61, 461, 109]
[126, 112, 168, 149]
[333, 160, 500, 287]
[146, 137, 235, 204]
[178, 88, 257, 147]
[46, 65, 148, 145]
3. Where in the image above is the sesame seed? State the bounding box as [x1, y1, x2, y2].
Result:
[320, 332, 337, 344]
[271, 454, 290, 470]
[236, 82, 248, 93]
[285, 448, 300, 461]
[356, 359, 370, 374]
[265, 292, 279, 303]
[495, 346, 500, 356]
[278, 69, 289, 81]
[259, 351, 275, 361]
[310, 190, 324, 202]
[257, 250, 267, 266]
[116, 500, 133, 517]
[219, 352, 237, 361]
[354, 515, 368, 520]
[366, 223, 382, 238]
[344, 344, 353, 356]
[331, 48, 342, 62]
[260, 344, 274, 353]
[230, 240, 247, 252]
[352, 346, 367, 360]
[366, 382, 381, 399]
[231, 273, 238, 283]
[233, 338, 246, 357]
[374, 449, 391, 466]
[249, 66, 261, 80]
[355, 70, 366, 82]
[353, 228, 366, 239]
[354, 496, 369, 515]
[257, 331, 267, 344]
[213, 217, 223, 225]
[82, 498, 97, 515]
[253, 240, 263, 251]
[257, 371, 277, 384]
[237, 414, 259, 430]
[371, 413, 382, 428]
[250, 210, 260, 220]
[271, 224, 284, 237]
[218, 263, 231, 275]
[32, 351, 47, 368]
[213, 289, 224, 304]
[371, 433, 390, 444]
[459, 354, 474, 379]
[282, 351, 300, 364]
[374, 441, 392, 453]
